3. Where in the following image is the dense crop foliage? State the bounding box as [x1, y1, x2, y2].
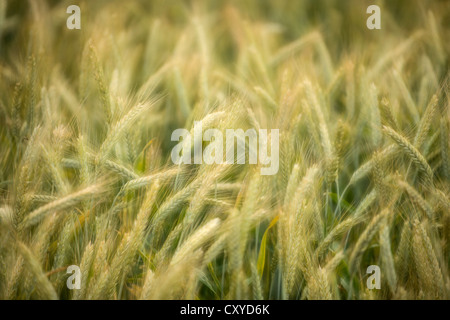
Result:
[0, 0, 448, 299]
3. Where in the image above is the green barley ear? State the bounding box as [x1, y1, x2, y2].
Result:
[412, 220, 435, 298]
[103, 159, 139, 181]
[414, 95, 438, 149]
[391, 69, 420, 124]
[171, 218, 221, 267]
[250, 261, 263, 300]
[398, 180, 434, 220]
[51, 217, 76, 288]
[89, 43, 111, 123]
[254, 86, 277, 111]
[334, 119, 349, 162]
[283, 164, 300, 209]
[153, 222, 184, 268]
[25, 55, 37, 132]
[371, 151, 391, 206]
[415, 221, 446, 299]
[13, 126, 42, 230]
[11, 81, 24, 141]
[303, 80, 335, 186]
[440, 117, 449, 181]
[77, 135, 92, 187]
[316, 214, 365, 258]
[379, 97, 398, 131]
[395, 222, 412, 282]
[86, 240, 108, 299]
[349, 209, 390, 274]
[382, 125, 434, 183]
[349, 144, 397, 186]
[16, 242, 57, 300]
[307, 267, 332, 300]
[98, 100, 158, 163]
[365, 82, 382, 146]
[122, 167, 179, 191]
[73, 242, 95, 300]
[92, 180, 159, 299]
[202, 233, 227, 266]
[324, 250, 344, 275]
[139, 269, 154, 300]
[379, 225, 397, 294]
[22, 184, 105, 228]
[173, 67, 191, 119]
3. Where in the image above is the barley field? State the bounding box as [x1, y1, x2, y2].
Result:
[0, 0, 449, 300]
